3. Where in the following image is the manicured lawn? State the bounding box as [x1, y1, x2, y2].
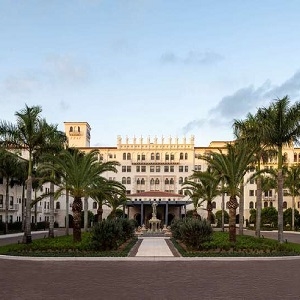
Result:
[172, 231, 300, 257]
[0, 233, 137, 257]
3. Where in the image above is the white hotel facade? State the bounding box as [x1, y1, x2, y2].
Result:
[1, 121, 300, 227]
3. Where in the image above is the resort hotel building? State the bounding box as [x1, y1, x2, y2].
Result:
[1, 121, 300, 228]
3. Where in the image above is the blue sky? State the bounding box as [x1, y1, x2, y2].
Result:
[1, 0, 300, 146]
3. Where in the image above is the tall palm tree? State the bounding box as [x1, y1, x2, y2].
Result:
[201, 143, 256, 242]
[0, 105, 55, 243]
[0, 149, 20, 234]
[38, 149, 120, 242]
[258, 96, 300, 243]
[183, 169, 221, 223]
[233, 112, 275, 237]
[284, 165, 300, 231]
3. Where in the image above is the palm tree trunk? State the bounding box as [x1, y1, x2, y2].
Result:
[97, 202, 103, 223]
[65, 189, 69, 235]
[239, 182, 244, 235]
[278, 147, 284, 243]
[21, 183, 26, 231]
[256, 176, 262, 237]
[221, 191, 225, 232]
[4, 180, 9, 235]
[292, 194, 295, 231]
[84, 196, 88, 231]
[23, 175, 32, 244]
[72, 196, 82, 242]
[48, 182, 55, 238]
[228, 196, 238, 242]
[207, 202, 213, 223]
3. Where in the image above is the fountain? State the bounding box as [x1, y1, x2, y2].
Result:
[149, 201, 161, 233]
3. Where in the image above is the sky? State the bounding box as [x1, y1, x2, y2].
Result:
[1, 0, 300, 147]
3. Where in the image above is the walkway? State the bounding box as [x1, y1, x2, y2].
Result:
[135, 237, 174, 257]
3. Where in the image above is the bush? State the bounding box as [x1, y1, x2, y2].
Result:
[90, 218, 135, 251]
[171, 218, 213, 250]
[215, 210, 229, 227]
[261, 207, 278, 226]
[170, 218, 185, 240]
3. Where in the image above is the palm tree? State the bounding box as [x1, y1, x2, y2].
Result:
[201, 143, 256, 242]
[183, 169, 221, 223]
[105, 192, 127, 219]
[233, 112, 276, 237]
[0, 149, 21, 234]
[38, 149, 120, 242]
[284, 165, 300, 231]
[0, 105, 56, 243]
[258, 96, 300, 243]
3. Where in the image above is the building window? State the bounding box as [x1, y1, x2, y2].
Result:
[184, 166, 188, 172]
[122, 177, 126, 184]
[127, 166, 131, 172]
[283, 201, 287, 209]
[165, 154, 169, 160]
[179, 177, 183, 184]
[249, 201, 254, 209]
[156, 166, 160, 172]
[137, 179, 140, 184]
[171, 154, 174, 160]
[93, 202, 97, 209]
[170, 166, 174, 172]
[264, 201, 268, 208]
[69, 126, 73, 132]
[226, 201, 229, 209]
[298, 202, 300, 209]
[55, 202, 60, 209]
[141, 166, 146, 172]
[142, 154, 145, 161]
[156, 153, 160, 160]
[164, 166, 169, 172]
[185, 153, 188, 160]
[150, 178, 154, 185]
[170, 178, 174, 184]
[180, 153, 183, 160]
[165, 178, 169, 184]
[127, 153, 131, 160]
[136, 166, 140, 172]
[0, 194, 3, 208]
[151, 153, 155, 160]
[123, 153, 126, 160]
[150, 166, 155, 172]
[212, 202, 216, 209]
[141, 178, 145, 185]
[294, 153, 297, 162]
[155, 178, 160, 185]
[179, 166, 183, 172]
[127, 177, 131, 184]
[137, 154, 141, 161]
[122, 166, 126, 172]
[249, 190, 254, 197]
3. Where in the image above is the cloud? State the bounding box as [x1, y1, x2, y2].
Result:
[3, 75, 40, 94]
[45, 54, 89, 85]
[182, 70, 300, 134]
[160, 50, 224, 65]
[59, 100, 70, 111]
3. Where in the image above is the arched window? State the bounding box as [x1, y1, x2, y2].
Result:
[141, 178, 145, 185]
[212, 202, 216, 209]
[127, 153, 131, 160]
[180, 153, 183, 160]
[156, 153, 160, 160]
[294, 153, 297, 162]
[283, 201, 287, 209]
[170, 153, 174, 160]
[185, 153, 188, 160]
[142, 153, 145, 160]
[137, 178, 141, 184]
[56, 202, 60, 209]
[264, 201, 268, 208]
[170, 178, 174, 184]
[127, 177, 131, 184]
[122, 177, 126, 184]
[249, 201, 254, 209]
[270, 202, 273, 207]
[93, 202, 97, 209]
[179, 177, 183, 184]
[151, 153, 155, 160]
[165, 178, 169, 184]
[78, 126, 80, 132]
[69, 126, 73, 132]
[150, 178, 154, 185]
[155, 178, 160, 185]
[123, 153, 126, 160]
[165, 153, 169, 160]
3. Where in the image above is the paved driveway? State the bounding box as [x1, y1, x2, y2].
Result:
[1, 258, 300, 299]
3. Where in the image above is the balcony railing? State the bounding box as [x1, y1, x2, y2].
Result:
[0, 204, 19, 211]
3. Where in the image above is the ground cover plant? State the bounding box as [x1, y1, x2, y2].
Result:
[171, 231, 300, 257]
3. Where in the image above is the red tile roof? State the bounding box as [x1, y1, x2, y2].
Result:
[128, 191, 184, 198]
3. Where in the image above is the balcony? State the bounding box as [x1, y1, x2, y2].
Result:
[43, 209, 58, 214]
[131, 161, 180, 165]
[31, 206, 43, 213]
[0, 204, 19, 211]
[262, 196, 276, 202]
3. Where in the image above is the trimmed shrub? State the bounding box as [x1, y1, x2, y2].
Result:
[171, 218, 213, 250]
[90, 218, 135, 251]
